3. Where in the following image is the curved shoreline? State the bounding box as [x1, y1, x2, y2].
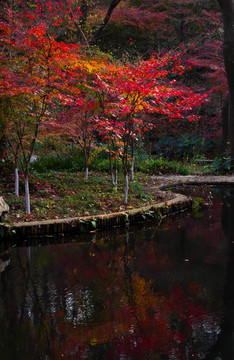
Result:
[4, 175, 234, 238]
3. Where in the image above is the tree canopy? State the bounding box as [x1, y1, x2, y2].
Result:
[0, 0, 231, 212]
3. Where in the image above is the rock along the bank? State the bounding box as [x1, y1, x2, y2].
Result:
[0, 197, 9, 219]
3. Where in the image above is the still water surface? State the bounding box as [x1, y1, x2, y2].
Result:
[0, 186, 234, 359]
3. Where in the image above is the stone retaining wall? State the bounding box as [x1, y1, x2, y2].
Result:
[10, 193, 193, 238]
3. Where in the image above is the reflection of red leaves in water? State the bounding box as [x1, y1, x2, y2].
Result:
[47, 243, 206, 359]
[103, 284, 205, 359]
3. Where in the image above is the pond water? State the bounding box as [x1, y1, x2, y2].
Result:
[0, 186, 234, 360]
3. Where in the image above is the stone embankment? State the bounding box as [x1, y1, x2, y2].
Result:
[156, 174, 234, 188]
[0, 197, 9, 219]
[11, 193, 192, 238]
[3, 175, 234, 238]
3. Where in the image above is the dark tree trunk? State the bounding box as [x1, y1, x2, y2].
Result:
[0, 98, 8, 160]
[220, 94, 229, 154]
[79, 0, 88, 28]
[90, 0, 123, 44]
[218, 0, 234, 163]
[0, 134, 6, 160]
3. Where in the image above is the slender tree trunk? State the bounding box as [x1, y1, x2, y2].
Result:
[111, 168, 118, 188]
[130, 137, 134, 181]
[229, 92, 234, 162]
[84, 142, 89, 179]
[112, 159, 118, 190]
[123, 141, 129, 204]
[25, 175, 30, 215]
[220, 94, 229, 154]
[115, 161, 118, 190]
[108, 145, 114, 185]
[90, 0, 123, 44]
[112, 168, 118, 190]
[147, 131, 152, 160]
[122, 130, 130, 204]
[79, 0, 88, 28]
[109, 142, 118, 189]
[130, 157, 134, 181]
[124, 174, 129, 205]
[111, 170, 115, 184]
[15, 167, 19, 197]
[14, 154, 20, 197]
[111, 161, 118, 189]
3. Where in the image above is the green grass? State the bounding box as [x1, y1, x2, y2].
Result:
[3, 152, 231, 224]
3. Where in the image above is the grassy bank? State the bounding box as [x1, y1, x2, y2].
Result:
[1, 152, 232, 225]
[0, 169, 174, 224]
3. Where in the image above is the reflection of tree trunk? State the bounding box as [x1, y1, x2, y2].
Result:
[222, 192, 234, 357]
[205, 189, 234, 359]
[0, 269, 20, 359]
[15, 248, 54, 357]
[0, 269, 17, 327]
[1, 247, 66, 358]
[123, 234, 143, 333]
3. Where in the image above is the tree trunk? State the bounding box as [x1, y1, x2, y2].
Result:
[111, 170, 115, 185]
[229, 91, 234, 163]
[130, 157, 134, 181]
[25, 176, 30, 215]
[79, 0, 88, 28]
[90, 0, 123, 44]
[218, 0, 234, 163]
[84, 146, 89, 179]
[220, 94, 229, 155]
[85, 166, 89, 179]
[111, 158, 118, 189]
[108, 146, 115, 186]
[124, 174, 129, 204]
[15, 167, 19, 197]
[115, 166, 118, 190]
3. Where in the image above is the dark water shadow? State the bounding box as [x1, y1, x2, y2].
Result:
[1, 185, 234, 359]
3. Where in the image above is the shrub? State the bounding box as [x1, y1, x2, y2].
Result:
[136, 158, 190, 175]
[211, 156, 232, 174]
[153, 134, 219, 160]
[31, 154, 85, 172]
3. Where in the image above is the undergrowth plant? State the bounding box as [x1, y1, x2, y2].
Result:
[136, 158, 190, 175]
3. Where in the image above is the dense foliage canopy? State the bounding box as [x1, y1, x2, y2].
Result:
[0, 0, 228, 212]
